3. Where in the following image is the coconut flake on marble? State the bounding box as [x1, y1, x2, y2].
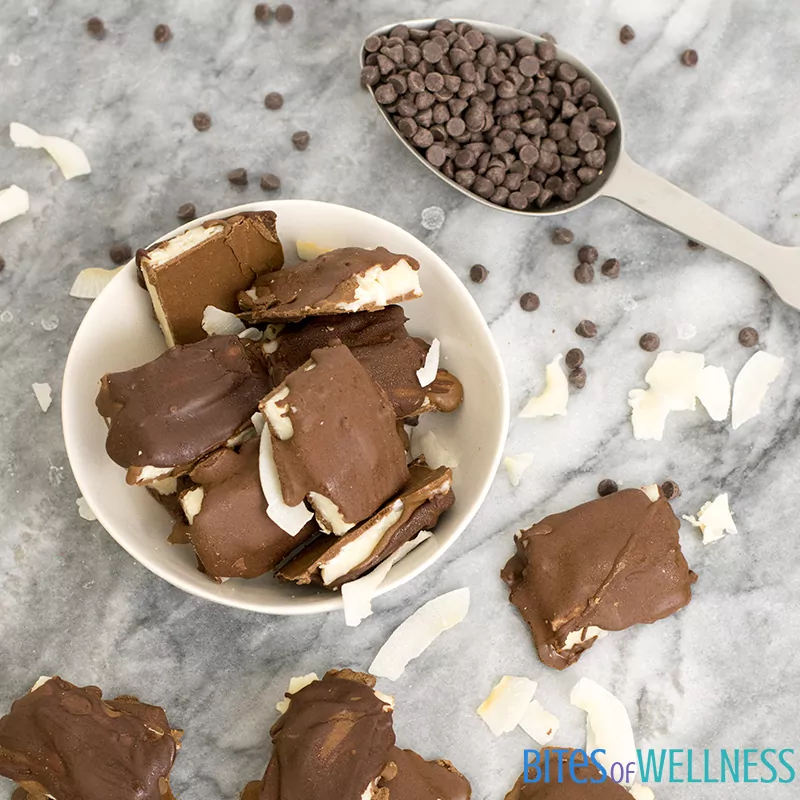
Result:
[683, 493, 737, 545]
[69, 266, 122, 299]
[519, 699, 560, 745]
[32, 382, 52, 412]
[731, 351, 784, 430]
[477, 676, 538, 737]
[10, 122, 91, 180]
[76, 496, 97, 521]
[519, 355, 568, 418]
[0, 184, 30, 225]
[275, 673, 319, 714]
[696, 365, 731, 422]
[504, 453, 534, 487]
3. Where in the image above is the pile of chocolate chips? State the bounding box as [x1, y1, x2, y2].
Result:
[361, 19, 617, 210]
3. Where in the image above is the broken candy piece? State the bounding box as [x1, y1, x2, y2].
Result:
[502, 488, 696, 670]
[261, 343, 409, 534]
[277, 459, 453, 588]
[731, 350, 784, 430]
[96, 335, 271, 485]
[172, 438, 317, 580]
[378, 747, 472, 800]
[477, 676, 538, 737]
[249, 670, 395, 800]
[239, 246, 422, 322]
[519, 355, 568, 418]
[683, 493, 737, 545]
[139, 211, 284, 346]
[0, 676, 181, 800]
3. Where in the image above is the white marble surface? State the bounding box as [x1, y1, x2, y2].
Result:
[1, 1, 799, 798]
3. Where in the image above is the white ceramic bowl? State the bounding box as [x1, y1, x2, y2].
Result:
[62, 200, 509, 615]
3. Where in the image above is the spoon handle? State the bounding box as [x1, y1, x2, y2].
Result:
[600, 150, 798, 307]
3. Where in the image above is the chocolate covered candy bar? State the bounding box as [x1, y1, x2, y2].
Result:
[378, 747, 471, 800]
[239, 247, 422, 322]
[0, 676, 181, 800]
[139, 211, 283, 345]
[96, 335, 271, 486]
[502, 487, 696, 670]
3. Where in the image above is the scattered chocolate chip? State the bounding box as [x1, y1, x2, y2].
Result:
[469, 263, 489, 283]
[291, 130, 310, 150]
[552, 226, 574, 245]
[520, 292, 540, 311]
[661, 480, 681, 500]
[109, 243, 132, 265]
[275, 3, 293, 23]
[619, 25, 635, 44]
[177, 202, 196, 222]
[264, 91, 284, 110]
[687, 239, 705, 250]
[192, 112, 211, 131]
[601, 257, 620, 278]
[680, 48, 698, 67]
[597, 478, 618, 497]
[578, 244, 598, 264]
[260, 173, 281, 191]
[154, 24, 172, 43]
[540, 32, 557, 44]
[574, 263, 594, 284]
[569, 367, 587, 389]
[227, 168, 248, 186]
[576, 319, 597, 338]
[565, 348, 584, 369]
[738, 326, 759, 347]
[639, 332, 660, 352]
[255, 3, 271, 21]
[86, 17, 105, 39]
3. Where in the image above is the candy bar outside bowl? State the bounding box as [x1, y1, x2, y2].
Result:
[365, 19, 800, 310]
[62, 199, 509, 615]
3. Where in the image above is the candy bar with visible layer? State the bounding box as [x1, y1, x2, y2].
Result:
[0, 676, 181, 800]
[138, 211, 284, 345]
[501, 487, 696, 670]
[277, 458, 453, 588]
[172, 438, 316, 580]
[96, 335, 271, 486]
[261, 343, 409, 534]
[240, 247, 422, 322]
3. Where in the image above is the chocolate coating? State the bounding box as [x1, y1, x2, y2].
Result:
[379, 747, 471, 800]
[501, 488, 696, 670]
[0, 677, 179, 800]
[139, 211, 284, 345]
[96, 336, 271, 476]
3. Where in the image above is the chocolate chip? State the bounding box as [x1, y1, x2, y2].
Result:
[154, 24, 172, 43]
[177, 202, 196, 222]
[565, 347, 584, 369]
[738, 326, 759, 347]
[109, 243, 132, 265]
[470, 263, 489, 283]
[264, 91, 284, 109]
[227, 168, 248, 186]
[375, 83, 397, 105]
[557, 62, 578, 82]
[520, 292, 540, 311]
[508, 191, 529, 210]
[292, 130, 310, 150]
[260, 173, 281, 191]
[680, 48, 698, 67]
[597, 478, 618, 497]
[576, 319, 597, 338]
[192, 112, 211, 131]
[578, 245, 598, 264]
[619, 25, 635, 44]
[537, 41, 557, 61]
[687, 239, 706, 250]
[86, 17, 105, 38]
[552, 227, 574, 245]
[569, 367, 587, 389]
[573, 263, 594, 284]
[639, 332, 660, 352]
[601, 258, 620, 278]
[421, 39, 445, 63]
[540, 32, 557, 44]
[275, 3, 294, 22]
[661, 480, 681, 500]
[255, 3, 272, 21]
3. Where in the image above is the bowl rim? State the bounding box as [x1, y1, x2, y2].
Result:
[62, 199, 510, 615]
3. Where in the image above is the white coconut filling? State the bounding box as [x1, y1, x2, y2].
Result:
[563, 626, 609, 651]
[133, 465, 175, 484]
[180, 487, 204, 524]
[338, 259, 422, 311]
[640, 484, 661, 503]
[275, 673, 320, 714]
[308, 492, 355, 535]
[149, 477, 178, 496]
[320, 500, 404, 585]
[226, 426, 257, 448]
[30, 676, 53, 693]
[145, 223, 224, 267]
[416, 338, 440, 387]
[263, 387, 293, 440]
[202, 305, 246, 337]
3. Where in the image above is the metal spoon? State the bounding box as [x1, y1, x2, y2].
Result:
[362, 18, 800, 309]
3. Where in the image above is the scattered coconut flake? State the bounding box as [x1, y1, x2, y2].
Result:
[731, 350, 784, 430]
[10, 122, 91, 180]
[696, 365, 731, 422]
[477, 676, 538, 737]
[202, 305, 246, 336]
[504, 453, 534, 487]
[180, 487, 204, 525]
[258, 424, 314, 535]
[416, 338, 440, 387]
[30, 676, 52, 693]
[0, 185, 30, 225]
[683, 493, 737, 545]
[342, 531, 434, 627]
[369, 587, 470, 681]
[31, 382, 52, 412]
[417, 430, 459, 469]
[571, 677, 637, 784]
[69, 266, 122, 299]
[275, 673, 319, 714]
[519, 355, 568, 418]
[296, 240, 332, 260]
[76, 496, 96, 521]
[640, 484, 660, 503]
[421, 205, 445, 231]
[629, 785, 655, 800]
[519, 699, 560, 745]
[239, 327, 263, 341]
[628, 389, 671, 441]
[644, 351, 705, 411]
